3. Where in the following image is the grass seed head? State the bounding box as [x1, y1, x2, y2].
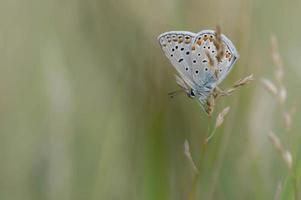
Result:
[268, 131, 293, 170]
[214, 25, 224, 62]
[261, 78, 278, 97]
[215, 106, 230, 128]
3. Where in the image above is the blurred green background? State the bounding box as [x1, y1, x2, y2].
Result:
[1, 0, 301, 199]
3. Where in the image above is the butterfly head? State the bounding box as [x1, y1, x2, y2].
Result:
[187, 88, 196, 99]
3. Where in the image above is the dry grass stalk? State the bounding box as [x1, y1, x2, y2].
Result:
[261, 78, 278, 97]
[219, 74, 254, 97]
[261, 79, 287, 105]
[204, 106, 231, 144]
[283, 105, 296, 131]
[270, 35, 284, 84]
[214, 25, 224, 62]
[205, 51, 219, 79]
[184, 140, 199, 174]
[263, 35, 298, 199]
[233, 74, 254, 88]
[204, 93, 215, 116]
[215, 106, 230, 128]
[278, 86, 287, 104]
[268, 131, 293, 170]
[203, 74, 253, 116]
[263, 35, 287, 104]
[200, 27, 253, 116]
[274, 182, 282, 200]
[205, 51, 214, 67]
[283, 112, 292, 131]
[262, 35, 295, 129]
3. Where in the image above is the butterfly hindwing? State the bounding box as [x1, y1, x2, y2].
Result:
[158, 31, 196, 88]
[189, 31, 217, 90]
[190, 30, 239, 88]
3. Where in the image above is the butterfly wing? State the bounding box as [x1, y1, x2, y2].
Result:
[158, 31, 197, 89]
[158, 29, 239, 111]
[190, 30, 239, 89]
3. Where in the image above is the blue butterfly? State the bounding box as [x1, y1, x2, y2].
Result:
[158, 29, 239, 111]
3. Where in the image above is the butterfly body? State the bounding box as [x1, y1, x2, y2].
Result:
[158, 29, 239, 106]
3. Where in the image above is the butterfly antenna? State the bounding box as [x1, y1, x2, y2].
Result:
[168, 89, 185, 98]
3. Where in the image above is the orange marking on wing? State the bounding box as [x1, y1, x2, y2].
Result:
[185, 39, 191, 44]
[184, 35, 191, 44]
[191, 44, 196, 51]
[178, 36, 183, 43]
[225, 52, 231, 58]
[197, 39, 203, 45]
[228, 54, 232, 61]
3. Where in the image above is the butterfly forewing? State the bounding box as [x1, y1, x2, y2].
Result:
[158, 31, 196, 89]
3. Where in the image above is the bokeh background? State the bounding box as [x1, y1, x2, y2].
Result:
[1, 0, 301, 199]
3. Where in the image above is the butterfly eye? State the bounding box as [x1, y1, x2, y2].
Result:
[205, 67, 208, 71]
[195, 70, 199, 74]
[190, 89, 195, 97]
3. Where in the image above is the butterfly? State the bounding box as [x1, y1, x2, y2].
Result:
[157, 29, 239, 112]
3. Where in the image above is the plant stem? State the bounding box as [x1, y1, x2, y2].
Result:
[293, 175, 298, 200]
[204, 128, 217, 144]
[188, 117, 212, 200]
